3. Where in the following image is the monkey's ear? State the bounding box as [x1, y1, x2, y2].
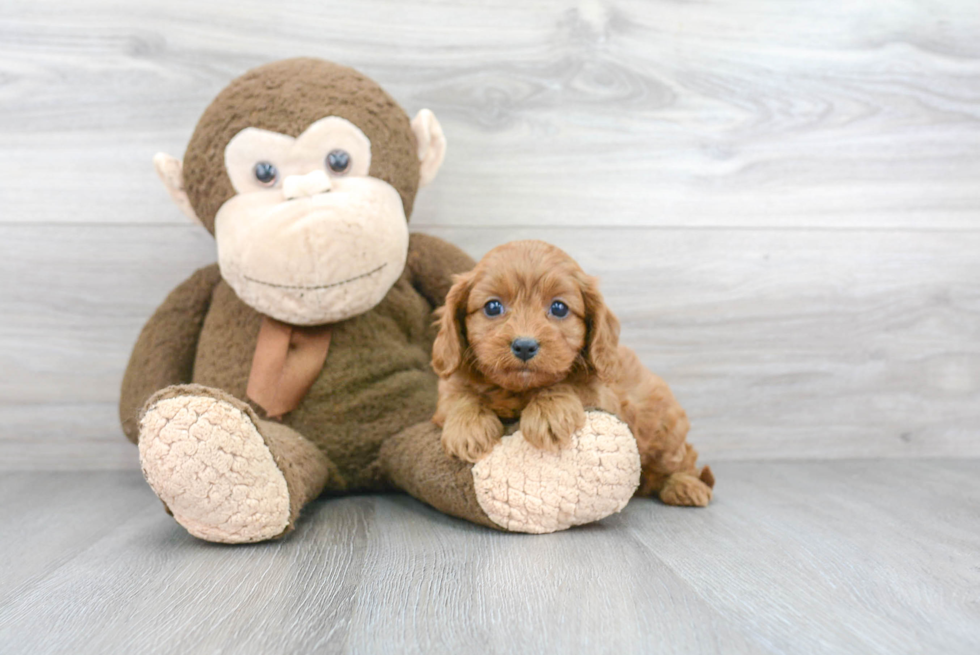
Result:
[411, 109, 446, 187]
[153, 153, 204, 227]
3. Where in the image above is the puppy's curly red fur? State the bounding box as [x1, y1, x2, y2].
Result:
[431, 240, 714, 506]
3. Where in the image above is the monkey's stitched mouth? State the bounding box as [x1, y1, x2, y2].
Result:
[242, 263, 387, 290]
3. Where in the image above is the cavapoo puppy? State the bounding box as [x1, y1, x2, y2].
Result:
[431, 240, 714, 506]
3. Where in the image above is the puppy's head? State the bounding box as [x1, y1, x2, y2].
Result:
[432, 240, 620, 392]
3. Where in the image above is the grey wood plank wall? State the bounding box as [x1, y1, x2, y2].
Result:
[1, 0, 978, 469]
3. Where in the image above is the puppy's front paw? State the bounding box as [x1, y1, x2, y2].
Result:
[520, 394, 586, 452]
[442, 409, 505, 463]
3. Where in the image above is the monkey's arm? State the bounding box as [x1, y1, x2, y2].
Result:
[119, 264, 223, 443]
[406, 233, 476, 308]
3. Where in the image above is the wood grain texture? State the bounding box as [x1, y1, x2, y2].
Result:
[625, 459, 980, 654]
[1, 462, 977, 654]
[0, 0, 979, 229]
[1, 224, 977, 468]
[0, 471, 150, 604]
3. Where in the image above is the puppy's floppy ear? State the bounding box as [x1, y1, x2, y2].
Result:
[579, 273, 621, 383]
[432, 270, 474, 377]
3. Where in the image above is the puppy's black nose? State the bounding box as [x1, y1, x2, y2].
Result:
[511, 337, 539, 362]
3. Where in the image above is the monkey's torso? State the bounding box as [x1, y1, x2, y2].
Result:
[192, 266, 439, 491]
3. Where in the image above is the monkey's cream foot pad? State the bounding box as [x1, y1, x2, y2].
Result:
[138, 394, 290, 544]
[472, 411, 641, 534]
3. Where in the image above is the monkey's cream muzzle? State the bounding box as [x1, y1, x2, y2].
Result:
[215, 175, 409, 326]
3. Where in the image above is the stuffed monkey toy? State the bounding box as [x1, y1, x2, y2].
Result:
[120, 58, 642, 543]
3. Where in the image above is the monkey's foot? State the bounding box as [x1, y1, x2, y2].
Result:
[471, 411, 640, 534]
[138, 392, 290, 543]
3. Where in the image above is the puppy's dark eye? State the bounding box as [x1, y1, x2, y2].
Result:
[326, 149, 351, 174]
[549, 300, 569, 318]
[484, 300, 505, 317]
[253, 161, 278, 185]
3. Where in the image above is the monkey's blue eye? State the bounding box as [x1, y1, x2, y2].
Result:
[326, 149, 351, 174]
[253, 161, 277, 185]
[549, 301, 569, 318]
[484, 300, 505, 317]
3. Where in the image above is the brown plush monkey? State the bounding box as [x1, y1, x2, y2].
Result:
[121, 58, 643, 543]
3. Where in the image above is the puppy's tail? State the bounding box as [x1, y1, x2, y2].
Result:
[698, 465, 715, 490]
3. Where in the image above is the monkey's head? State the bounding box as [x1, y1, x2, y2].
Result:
[155, 58, 446, 325]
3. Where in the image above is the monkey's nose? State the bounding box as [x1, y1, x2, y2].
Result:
[282, 170, 332, 200]
[511, 337, 540, 362]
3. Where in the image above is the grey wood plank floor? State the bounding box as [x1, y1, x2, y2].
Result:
[1, 460, 977, 654]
